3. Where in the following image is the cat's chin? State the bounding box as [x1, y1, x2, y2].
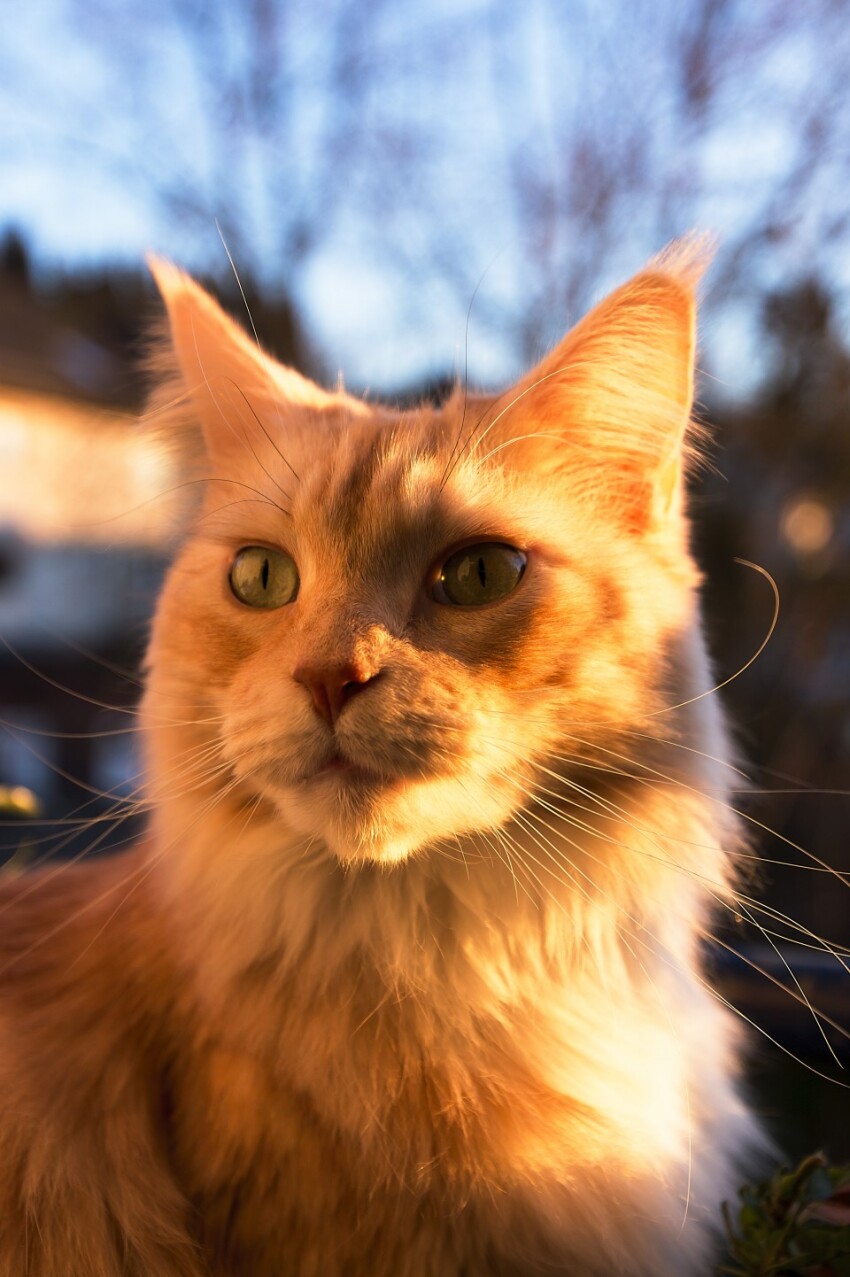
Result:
[266, 769, 425, 864]
[267, 763, 524, 867]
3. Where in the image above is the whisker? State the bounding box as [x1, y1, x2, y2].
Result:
[65, 771, 248, 974]
[439, 241, 515, 493]
[705, 928, 849, 1059]
[555, 734, 850, 893]
[215, 218, 301, 486]
[510, 781, 850, 1085]
[646, 558, 780, 719]
[0, 634, 144, 717]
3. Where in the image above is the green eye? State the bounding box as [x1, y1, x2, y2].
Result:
[229, 547, 299, 609]
[435, 542, 527, 607]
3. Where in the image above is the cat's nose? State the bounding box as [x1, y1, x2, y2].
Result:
[292, 661, 381, 726]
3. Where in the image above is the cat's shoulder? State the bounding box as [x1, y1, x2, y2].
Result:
[0, 846, 174, 1073]
[0, 846, 151, 970]
[0, 851, 205, 1277]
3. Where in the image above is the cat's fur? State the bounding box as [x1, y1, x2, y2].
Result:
[0, 243, 760, 1275]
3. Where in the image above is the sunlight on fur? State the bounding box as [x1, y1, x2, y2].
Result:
[0, 240, 775, 1277]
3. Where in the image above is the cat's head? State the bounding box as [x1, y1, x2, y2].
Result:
[144, 244, 708, 866]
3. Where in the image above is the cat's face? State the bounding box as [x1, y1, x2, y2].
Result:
[146, 248, 704, 864]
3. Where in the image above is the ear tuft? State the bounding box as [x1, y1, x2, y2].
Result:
[649, 232, 716, 292]
[145, 253, 190, 301]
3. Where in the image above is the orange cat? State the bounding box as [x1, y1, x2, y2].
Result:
[0, 243, 760, 1275]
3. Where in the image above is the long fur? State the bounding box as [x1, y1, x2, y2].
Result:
[0, 243, 761, 1275]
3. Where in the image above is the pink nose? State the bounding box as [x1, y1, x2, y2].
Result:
[292, 662, 381, 726]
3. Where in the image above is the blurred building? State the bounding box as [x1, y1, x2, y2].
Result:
[0, 238, 172, 854]
[0, 230, 148, 406]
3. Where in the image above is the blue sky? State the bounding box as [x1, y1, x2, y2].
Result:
[2, 0, 850, 398]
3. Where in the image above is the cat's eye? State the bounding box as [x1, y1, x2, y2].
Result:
[229, 547, 299, 609]
[434, 542, 527, 607]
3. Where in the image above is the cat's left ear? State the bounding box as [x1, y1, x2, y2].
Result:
[480, 238, 709, 534]
[147, 256, 352, 471]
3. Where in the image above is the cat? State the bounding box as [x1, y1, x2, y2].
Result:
[0, 240, 762, 1276]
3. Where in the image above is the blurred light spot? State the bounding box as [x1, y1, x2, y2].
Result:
[781, 497, 834, 556]
[0, 785, 41, 818]
[9, 786, 40, 816]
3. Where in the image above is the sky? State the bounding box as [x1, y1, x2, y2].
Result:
[2, 0, 850, 398]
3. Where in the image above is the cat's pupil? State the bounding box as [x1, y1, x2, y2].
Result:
[261, 558, 269, 590]
[477, 557, 486, 588]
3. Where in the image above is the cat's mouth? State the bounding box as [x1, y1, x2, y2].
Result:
[315, 752, 359, 777]
[301, 750, 390, 788]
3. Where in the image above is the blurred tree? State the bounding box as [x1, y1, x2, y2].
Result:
[410, 0, 850, 363]
[0, 230, 30, 289]
[0, 0, 453, 305]
[3, 0, 850, 382]
[696, 277, 850, 941]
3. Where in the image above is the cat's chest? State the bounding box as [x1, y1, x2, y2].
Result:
[173, 1028, 538, 1196]
[172, 966, 619, 1192]
[168, 1030, 695, 1277]
[175, 952, 689, 1193]
[169, 1040, 557, 1277]
[164, 940, 715, 1277]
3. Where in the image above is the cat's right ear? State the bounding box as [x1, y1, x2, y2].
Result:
[147, 257, 349, 472]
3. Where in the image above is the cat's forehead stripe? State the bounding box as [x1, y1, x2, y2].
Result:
[306, 426, 454, 566]
[323, 436, 388, 540]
